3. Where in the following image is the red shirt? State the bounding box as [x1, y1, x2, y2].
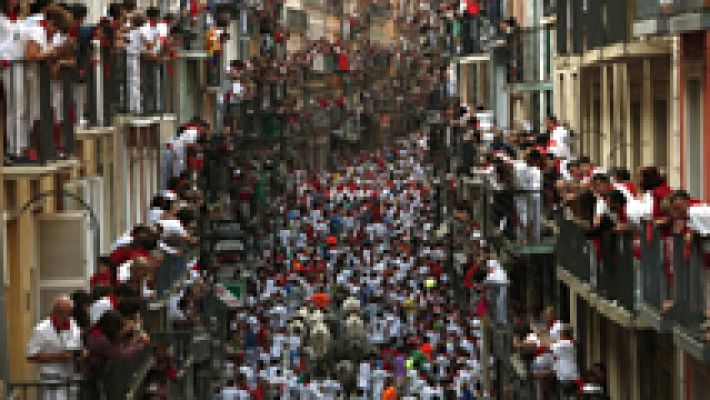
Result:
[90, 272, 112, 287]
[652, 184, 672, 219]
[463, 263, 480, 288]
[109, 246, 149, 266]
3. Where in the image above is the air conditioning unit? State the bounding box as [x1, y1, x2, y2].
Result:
[64, 177, 107, 253]
[36, 212, 92, 319]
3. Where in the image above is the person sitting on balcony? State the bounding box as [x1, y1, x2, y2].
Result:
[27, 295, 83, 387]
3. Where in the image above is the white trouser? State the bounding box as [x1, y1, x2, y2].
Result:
[51, 80, 63, 122]
[26, 63, 40, 126]
[128, 54, 141, 113]
[3, 64, 27, 156]
[515, 195, 528, 240]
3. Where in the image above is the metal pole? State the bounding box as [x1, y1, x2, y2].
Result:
[39, 61, 54, 163]
[0, 215, 7, 397]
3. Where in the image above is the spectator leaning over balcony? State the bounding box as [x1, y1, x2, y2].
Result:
[48, 4, 77, 154]
[71, 3, 91, 125]
[27, 295, 82, 399]
[24, 3, 75, 151]
[0, 0, 26, 160]
[639, 166, 672, 221]
[545, 115, 570, 160]
[157, 197, 198, 253]
[84, 309, 148, 398]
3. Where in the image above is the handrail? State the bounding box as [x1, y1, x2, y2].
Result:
[2, 59, 71, 164]
[556, 219, 638, 312]
[7, 379, 85, 400]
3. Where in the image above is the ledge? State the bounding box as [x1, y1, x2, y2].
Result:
[541, 15, 557, 26]
[580, 39, 671, 66]
[2, 163, 60, 178]
[633, 18, 670, 37]
[554, 55, 583, 71]
[673, 326, 710, 363]
[638, 303, 675, 333]
[75, 126, 117, 138]
[177, 50, 209, 59]
[557, 266, 646, 329]
[52, 159, 81, 169]
[506, 242, 556, 255]
[505, 81, 554, 92]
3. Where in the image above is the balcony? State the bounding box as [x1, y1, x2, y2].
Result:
[556, 219, 641, 327]
[635, 0, 710, 36]
[2, 60, 78, 165]
[637, 223, 710, 361]
[459, 178, 555, 255]
[6, 252, 197, 399]
[556, 217, 710, 361]
[543, 0, 557, 16]
[506, 27, 554, 92]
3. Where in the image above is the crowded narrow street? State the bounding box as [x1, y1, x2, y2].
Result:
[3, 0, 710, 399]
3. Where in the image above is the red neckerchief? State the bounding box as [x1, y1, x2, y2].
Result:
[6, 9, 17, 21]
[90, 327, 103, 337]
[149, 19, 157, 28]
[51, 316, 70, 332]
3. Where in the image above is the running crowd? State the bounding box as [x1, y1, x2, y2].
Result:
[219, 134, 497, 399]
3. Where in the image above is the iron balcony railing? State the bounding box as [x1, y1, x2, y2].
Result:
[636, 0, 710, 21]
[507, 28, 547, 84]
[639, 224, 672, 319]
[152, 253, 191, 299]
[543, 0, 557, 16]
[459, 180, 547, 248]
[2, 59, 77, 165]
[639, 224, 710, 334]
[7, 380, 85, 400]
[556, 219, 638, 312]
[101, 49, 173, 121]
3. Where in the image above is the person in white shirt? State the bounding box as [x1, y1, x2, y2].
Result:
[552, 326, 580, 399]
[0, 2, 27, 157]
[27, 296, 82, 400]
[219, 378, 250, 400]
[546, 116, 570, 159]
[126, 15, 144, 113]
[157, 200, 196, 252]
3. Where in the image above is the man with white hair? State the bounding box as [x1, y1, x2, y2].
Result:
[27, 295, 82, 399]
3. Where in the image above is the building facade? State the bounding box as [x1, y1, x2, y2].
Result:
[454, 1, 710, 399]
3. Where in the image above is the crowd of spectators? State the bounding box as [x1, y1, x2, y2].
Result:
[24, 115, 216, 398]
